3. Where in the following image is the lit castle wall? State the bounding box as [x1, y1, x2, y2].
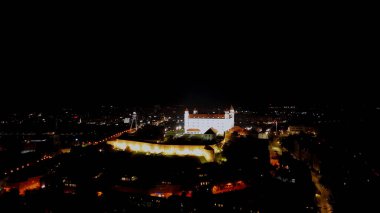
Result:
[184, 106, 234, 135]
[108, 139, 219, 162]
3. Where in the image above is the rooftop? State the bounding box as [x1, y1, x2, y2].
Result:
[188, 114, 225, 119]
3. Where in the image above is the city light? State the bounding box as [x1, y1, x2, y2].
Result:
[2, 103, 373, 212]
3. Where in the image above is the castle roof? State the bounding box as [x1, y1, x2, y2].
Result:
[187, 128, 201, 132]
[204, 128, 218, 135]
[189, 114, 225, 119]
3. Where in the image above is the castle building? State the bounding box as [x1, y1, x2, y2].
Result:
[184, 106, 235, 135]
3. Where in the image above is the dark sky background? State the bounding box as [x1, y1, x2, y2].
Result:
[1, 14, 378, 112]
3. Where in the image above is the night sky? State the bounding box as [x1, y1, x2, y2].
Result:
[1, 16, 378, 112]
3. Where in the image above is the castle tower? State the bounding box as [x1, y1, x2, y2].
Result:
[193, 108, 198, 114]
[130, 112, 138, 131]
[229, 105, 235, 127]
[184, 108, 189, 132]
[224, 109, 229, 119]
[229, 105, 235, 118]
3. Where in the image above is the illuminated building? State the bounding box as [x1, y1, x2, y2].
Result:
[149, 184, 183, 198]
[3, 176, 42, 195]
[184, 106, 234, 135]
[211, 180, 247, 194]
[287, 125, 316, 135]
[258, 132, 269, 139]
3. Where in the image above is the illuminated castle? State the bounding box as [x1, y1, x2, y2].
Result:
[184, 106, 234, 135]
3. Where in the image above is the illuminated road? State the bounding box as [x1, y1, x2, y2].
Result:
[1, 129, 130, 178]
[81, 130, 128, 147]
[312, 170, 333, 213]
[269, 135, 333, 213]
[2, 155, 52, 177]
[220, 131, 232, 148]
